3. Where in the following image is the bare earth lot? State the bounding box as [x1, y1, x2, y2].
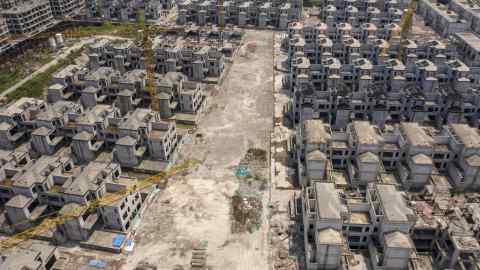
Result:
[123, 29, 274, 270]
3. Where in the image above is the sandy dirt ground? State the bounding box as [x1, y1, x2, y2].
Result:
[121, 29, 275, 270]
[268, 32, 304, 270]
[410, 14, 444, 43]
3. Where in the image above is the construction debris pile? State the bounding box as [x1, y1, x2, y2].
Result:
[236, 147, 269, 188]
[269, 217, 299, 270]
[274, 247, 297, 270]
[231, 190, 263, 233]
[242, 148, 267, 164]
[232, 147, 268, 232]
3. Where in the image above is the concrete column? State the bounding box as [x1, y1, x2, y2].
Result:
[279, 13, 288, 29]
[159, 97, 173, 119]
[258, 12, 267, 28]
[178, 9, 187, 24]
[120, 9, 129, 21]
[89, 53, 100, 70]
[198, 10, 207, 25]
[117, 90, 134, 116]
[193, 60, 204, 81]
[114, 55, 125, 74]
[238, 11, 247, 27]
[166, 58, 177, 72]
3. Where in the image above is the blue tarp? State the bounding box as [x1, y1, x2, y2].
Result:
[112, 234, 126, 248]
[236, 165, 250, 178]
[88, 259, 107, 269]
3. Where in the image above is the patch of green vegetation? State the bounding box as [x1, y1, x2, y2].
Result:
[304, 0, 323, 7]
[176, 123, 197, 130]
[7, 49, 83, 101]
[0, 48, 53, 93]
[64, 22, 139, 39]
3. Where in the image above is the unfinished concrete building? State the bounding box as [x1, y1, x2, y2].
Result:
[49, 161, 145, 235]
[0, 95, 181, 170]
[176, 0, 302, 29]
[0, 16, 10, 52]
[0, 98, 46, 150]
[86, 0, 174, 21]
[44, 30, 237, 124]
[417, 0, 469, 37]
[84, 28, 244, 84]
[300, 182, 416, 270]
[452, 31, 480, 67]
[314, 0, 409, 26]
[0, 240, 58, 269]
[48, 0, 85, 17]
[296, 119, 480, 269]
[296, 119, 480, 191]
[0, 146, 160, 251]
[294, 115, 480, 267]
[288, 56, 479, 128]
[0, 0, 21, 9]
[112, 108, 180, 168]
[280, 0, 480, 269]
[284, 16, 480, 128]
[47, 62, 207, 123]
[0, 0, 54, 35]
[417, 0, 480, 36]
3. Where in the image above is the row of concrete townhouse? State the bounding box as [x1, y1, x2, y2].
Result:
[0, 97, 181, 169]
[289, 3, 480, 270]
[284, 17, 460, 69]
[47, 63, 207, 122]
[85, 29, 244, 83]
[284, 20, 403, 66]
[296, 120, 480, 191]
[294, 118, 480, 269]
[315, 0, 409, 12]
[0, 239, 58, 269]
[283, 22, 480, 128]
[418, 0, 480, 38]
[0, 0, 84, 35]
[313, 0, 408, 28]
[85, 0, 175, 21]
[300, 181, 419, 270]
[0, 0, 55, 35]
[298, 179, 480, 270]
[176, 0, 303, 29]
[0, 150, 158, 249]
[417, 0, 471, 38]
[453, 31, 480, 68]
[0, 15, 9, 51]
[289, 56, 480, 129]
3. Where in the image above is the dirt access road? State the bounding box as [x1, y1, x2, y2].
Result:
[123, 30, 274, 270]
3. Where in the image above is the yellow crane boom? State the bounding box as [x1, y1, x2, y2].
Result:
[397, 0, 418, 60]
[0, 17, 190, 250]
[138, 11, 184, 112]
[381, 0, 417, 58]
[139, 9, 160, 112]
[0, 159, 199, 250]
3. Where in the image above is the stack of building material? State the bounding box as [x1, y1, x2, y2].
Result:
[190, 243, 208, 269]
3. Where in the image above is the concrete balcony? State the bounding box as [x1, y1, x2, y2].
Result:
[90, 140, 104, 152]
[135, 146, 147, 158]
[6, 129, 26, 143]
[49, 135, 65, 147]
